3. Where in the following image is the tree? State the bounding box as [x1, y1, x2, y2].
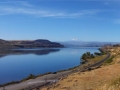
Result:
[94, 52, 102, 56]
[81, 52, 95, 61]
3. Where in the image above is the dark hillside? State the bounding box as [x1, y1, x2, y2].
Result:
[0, 39, 64, 49]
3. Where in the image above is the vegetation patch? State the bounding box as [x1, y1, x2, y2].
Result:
[104, 56, 115, 64]
[81, 48, 107, 65]
[20, 74, 36, 82]
[90, 55, 107, 62]
[98, 48, 106, 55]
[111, 77, 120, 86]
[81, 52, 95, 62]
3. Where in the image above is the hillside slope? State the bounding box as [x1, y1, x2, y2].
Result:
[0, 39, 64, 49]
[41, 46, 120, 90]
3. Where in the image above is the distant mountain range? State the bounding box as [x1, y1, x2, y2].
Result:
[0, 39, 119, 49]
[58, 41, 120, 47]
[0, 39, 64, 49]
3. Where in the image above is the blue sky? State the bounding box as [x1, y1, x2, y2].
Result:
[0, 0, 120, 42]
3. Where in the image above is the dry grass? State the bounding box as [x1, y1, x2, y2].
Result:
[40, 47, 120, 90]
[96, 77, 120, 90]
[91, 55, 107, 62]
[96, 84, 120, 90]
[41, 62, 120, 90]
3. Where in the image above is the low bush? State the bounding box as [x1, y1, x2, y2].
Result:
[104, 56, 114, 64]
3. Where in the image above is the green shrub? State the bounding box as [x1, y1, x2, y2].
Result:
[81, 52, 95, 61]
[104, 56, 114, 64]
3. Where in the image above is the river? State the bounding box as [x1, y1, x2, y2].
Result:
[0, 47, 99, 84]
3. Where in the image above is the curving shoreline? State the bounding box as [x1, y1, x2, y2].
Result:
[0, 65, 79, 87]
[0, 53, 110, 90]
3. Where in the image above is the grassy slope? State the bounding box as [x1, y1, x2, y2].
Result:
[40, 47, 120, 90]
[41, 54, 117, 90]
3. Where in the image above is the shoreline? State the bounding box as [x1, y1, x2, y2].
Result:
[0, 65, 80, 87]
[0, 69, 77, 90]
[0, 53, 110, 90]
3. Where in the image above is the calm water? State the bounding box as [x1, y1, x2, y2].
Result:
[0, 47, 99, 84]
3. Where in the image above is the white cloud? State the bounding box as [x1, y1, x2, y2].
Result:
[0, 1, 106, 18]
[0, 1, 33, 7]
[0, 6, 105, 18]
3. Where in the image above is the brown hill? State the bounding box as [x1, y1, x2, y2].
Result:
[0, 39, 64, 49]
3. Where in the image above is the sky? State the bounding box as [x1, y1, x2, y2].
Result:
[0, 0, 120, 42]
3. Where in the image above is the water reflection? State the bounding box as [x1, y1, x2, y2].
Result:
[0, 47, 98, 84]
[0, 49, 60, 58]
